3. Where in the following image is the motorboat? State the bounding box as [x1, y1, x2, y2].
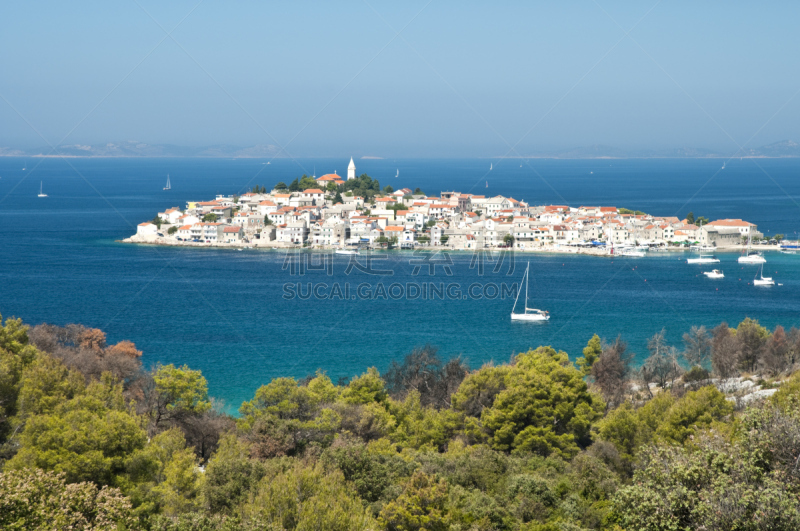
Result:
[335, 249, 360, 256]
[620, 249, 645, 257]
[703, 269, 724, 279]
[511, 262, 550, 321]
[687, 254, 720, 264]
[753, 264, 774, 286]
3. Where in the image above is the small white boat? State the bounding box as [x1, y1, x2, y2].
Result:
[753, 264, 774, 286]
[37, 181, 48, 197]
[687, 254, 720, 264]
[780, 250, 796, 255]
[335, 249, 360, 256]
[490, 163, 493, 171]
[511, 262, 550, 322]
[703, 269, 724, 279]
[690, 244, 716, 252]
[163, 174, 171, 190]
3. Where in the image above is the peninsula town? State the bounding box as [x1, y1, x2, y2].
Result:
[126, 158, 775, 252]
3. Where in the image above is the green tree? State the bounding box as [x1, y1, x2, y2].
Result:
[152, 364, 212, 427]
[576, 334, 602, 376]
[167, 226, 178, 235]
[299, 176, 318, 190]
[379, 471, 449, 531]
[655, 385, 732, 444]
[203, 434, 266, 515]
[0, 469, 135, 530]
[503, 233, 514, 246]
[263, 215, 272, 225]
[480, 347, 604, 458]
[7, 377, 147, 485]
[333, 192, 343, 204]
[274, 181, 287, 191]
[736, 317, 770, 372]
[288, 179, 300, 192]
[201, 213, 218, 223]
[686, 211, 695, 224]
[242, 461, 377, 530]
[340, 367, 387, 405]
[384, 185, 394, 194]
[125, 428, 204, 518]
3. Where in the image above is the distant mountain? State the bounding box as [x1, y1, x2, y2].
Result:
[744, 140, 800, 157]
[1, 141, 286, 158]
[520, 141, 800, 159]
[3, 140, 800, 159]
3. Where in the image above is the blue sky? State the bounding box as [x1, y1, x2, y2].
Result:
[2, 1, 800, 156]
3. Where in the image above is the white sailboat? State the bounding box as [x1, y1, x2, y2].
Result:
[163, 174, 171, 190]
[511, 262, 549, 321]
[395, 169, 399, 178]
[753, 264, 774, 286]
[490, 163, 493, 171]
[37, 181, 47, 197]
[738, 232, 765, 263]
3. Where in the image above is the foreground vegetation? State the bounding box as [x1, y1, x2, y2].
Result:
[1, 313, 799, 530]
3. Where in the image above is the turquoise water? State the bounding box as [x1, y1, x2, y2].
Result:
[1, 157, 799, 409]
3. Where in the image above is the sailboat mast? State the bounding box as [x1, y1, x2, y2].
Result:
[525, 264, 529, 310]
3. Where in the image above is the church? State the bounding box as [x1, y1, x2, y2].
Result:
[315, 157, 357, 186]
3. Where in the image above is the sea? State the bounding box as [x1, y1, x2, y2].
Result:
[1, 156, 799, 411]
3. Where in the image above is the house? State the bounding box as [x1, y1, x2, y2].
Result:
[383, 226, 405, 242]
[222, 226, 243, 243]
[316, 173, 345, 186]
[485, 196, 512, 217]
[301, 188, 325, 204]
[257, 200, 278, 216]
[177, 225, 193, 239]
[158, 207, 183, 224]
[705, 219, 758, 236]
[210, 205, 232, 221]
[201, 223, 224, 242]
[136, 222, 158, 237]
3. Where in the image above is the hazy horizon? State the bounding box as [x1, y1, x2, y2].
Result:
[3, 1, 800, 157]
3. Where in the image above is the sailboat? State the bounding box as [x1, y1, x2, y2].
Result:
[37, 181, 47, 197]
[396, 169, 399, 178]
[738, 231, 765, 263]
[485, 181, 488, 188]
[163, 174, 171, 190]
[490, 163, 493, 171]
[753, 264, 774, 286]
[511, 262, 550, 321]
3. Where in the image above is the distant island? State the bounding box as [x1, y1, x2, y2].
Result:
[5, 140, 800, 159]
[124, 157, 789, 254]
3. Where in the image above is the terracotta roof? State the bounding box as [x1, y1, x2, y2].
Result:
[707, 218, 753, 227]
[303, 188, 323, 194]
[223, 227, 241, 233]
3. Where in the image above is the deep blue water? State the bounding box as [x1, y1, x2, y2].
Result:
[1, 157, 799, 410]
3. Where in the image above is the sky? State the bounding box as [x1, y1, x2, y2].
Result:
[2, 0, 800, 157]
